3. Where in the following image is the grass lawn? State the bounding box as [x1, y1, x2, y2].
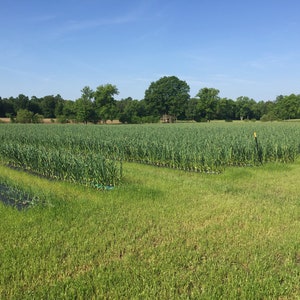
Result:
[0, 159, 300, 299]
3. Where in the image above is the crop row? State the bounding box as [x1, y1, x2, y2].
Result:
[0, 122, 299, 179]
[0, 138, 122, 188]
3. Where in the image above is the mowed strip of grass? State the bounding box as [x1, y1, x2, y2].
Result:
[0, 160, 299, 299]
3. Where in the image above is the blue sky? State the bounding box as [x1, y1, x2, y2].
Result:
[1, 0, 300, 101]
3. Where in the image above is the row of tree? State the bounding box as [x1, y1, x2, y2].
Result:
[1, 76, 300, 123]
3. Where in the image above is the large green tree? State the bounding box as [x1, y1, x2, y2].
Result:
[13, 94, 29, 112]
[28, 96, 43, 115]
[0, 97, 13, 117]
[235, 96, 256, 120]
[117, 97, 149, 124]
[216, 98, 236, 120]
[185, 98, 201, 121]
[40, 95, 60, 118]
[195, 88, 220, 121]
[94, 84, 119, 123]
[144, 76, 190, 118]
[274, 94, 300, 120]
[75, 86, 95, 124]
[62, 100, 76, 121]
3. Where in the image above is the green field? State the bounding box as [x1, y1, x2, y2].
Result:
[0, 122, 300, 299]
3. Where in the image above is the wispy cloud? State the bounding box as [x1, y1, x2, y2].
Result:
[51, 0, 162, 38]
[29, 14, 58, 23]
[61, 15, 137, 33]
[0, 65, 33, 77]
[245, 53, 295, 70]
[0, 65, 52, 83]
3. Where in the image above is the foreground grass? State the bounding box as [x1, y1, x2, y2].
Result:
[0, 160, 300, 299]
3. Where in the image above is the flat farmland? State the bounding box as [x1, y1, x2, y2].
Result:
[0, 122, 299, 299]
[1, 122, 300, 178]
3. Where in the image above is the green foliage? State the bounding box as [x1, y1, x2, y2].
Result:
[62, 100, 76, 120]
[75, 87, 95, 124]
[117, 98, 152, 123]
[235, 96, 257, 120]
[260, 113, 278, 122]
[56, 115, 69, 123]
[40, 95, 61, 118]
[0, 123, 299, 179]
[0, 125, 122, 187]
[144, 76, 190, 118]
[6, 113, 16, 123]
[195, 87, 220, 121]
[13, 94, 29, 112]
[274, 94, 300, 120]
[15, 110, 43, 123]
[225, 118, 233, 122]
[16, 109, 34, 123]
[216, 98, 236, 120]
[94, 84, 119, 122]
[1, 84, 300, 122]
[32, 113, 44, 123]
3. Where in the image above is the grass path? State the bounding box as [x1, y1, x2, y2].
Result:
[0, 160, 300, 299]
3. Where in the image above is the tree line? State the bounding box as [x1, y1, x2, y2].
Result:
[1, 76, 300, 123]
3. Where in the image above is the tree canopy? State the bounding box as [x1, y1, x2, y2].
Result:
[1, 76, 300, 123]
[94, 84, 119, 123]
[144, 76, 190, 118]
[195, 88, 220, 121]
[75, 86, 95, 124]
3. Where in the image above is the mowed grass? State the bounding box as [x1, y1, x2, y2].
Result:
[0, 159, 300, 299]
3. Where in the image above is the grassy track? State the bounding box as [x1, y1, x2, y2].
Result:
[0, 158, 300, 299]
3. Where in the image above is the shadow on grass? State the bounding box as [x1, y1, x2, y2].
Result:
[0, 183, 39, 210]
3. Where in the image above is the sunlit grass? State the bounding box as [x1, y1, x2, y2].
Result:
[0, 160, 300, 299]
